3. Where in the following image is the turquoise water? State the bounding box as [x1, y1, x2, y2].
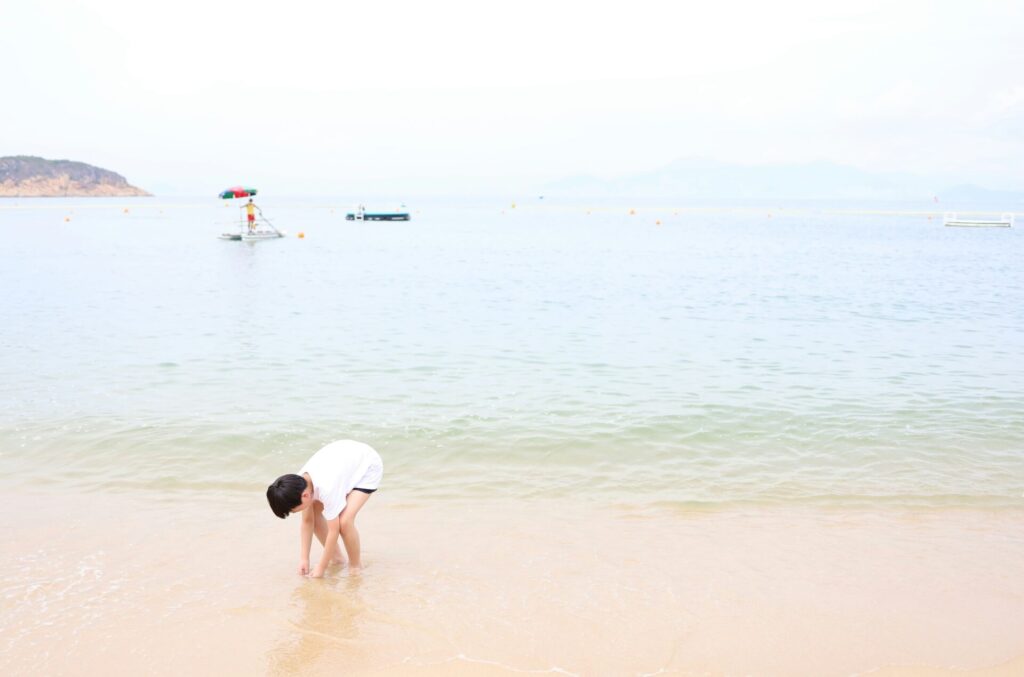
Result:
[1, 198, 1022, 507]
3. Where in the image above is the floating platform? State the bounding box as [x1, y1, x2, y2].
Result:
[943, 212, 1013, 228]
[241, 230, 285, 241]
[346, 212, 410, 221]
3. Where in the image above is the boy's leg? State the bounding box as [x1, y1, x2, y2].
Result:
[314, 507, 345, 564]
[339, 490, 373, 573]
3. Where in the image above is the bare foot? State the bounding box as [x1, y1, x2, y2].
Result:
[330, 556, 347, 566]
[347, 564, 363, 576]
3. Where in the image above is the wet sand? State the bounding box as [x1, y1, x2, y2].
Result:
[1, 489, 1022, 676]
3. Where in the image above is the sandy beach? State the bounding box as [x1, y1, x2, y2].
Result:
[2, 486, 1022, 676]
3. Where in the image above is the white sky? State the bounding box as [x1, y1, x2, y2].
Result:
[2, 0, 1023, 195]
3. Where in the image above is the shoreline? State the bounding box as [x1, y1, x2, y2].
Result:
[2, 486, 1022, 676]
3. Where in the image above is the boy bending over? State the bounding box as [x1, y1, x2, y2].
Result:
[266, 440, 384, 577]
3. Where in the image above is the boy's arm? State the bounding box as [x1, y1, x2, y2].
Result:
[299, 508, 314, 575]
[311, 518, 340, 578]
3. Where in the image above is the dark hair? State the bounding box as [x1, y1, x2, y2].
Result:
[266, 474, 306, 519]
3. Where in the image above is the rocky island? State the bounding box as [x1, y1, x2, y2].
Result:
[0, 156, 150, 197]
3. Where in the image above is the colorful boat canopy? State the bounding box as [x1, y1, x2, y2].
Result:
[219, 186, 258, 199]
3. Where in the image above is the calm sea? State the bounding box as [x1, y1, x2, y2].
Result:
[2, 197, 1021, 509]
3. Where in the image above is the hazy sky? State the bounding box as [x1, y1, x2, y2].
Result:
[3, 0, 1023, 195]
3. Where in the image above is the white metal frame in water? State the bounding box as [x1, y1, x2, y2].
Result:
[943, 212, 1014, 228]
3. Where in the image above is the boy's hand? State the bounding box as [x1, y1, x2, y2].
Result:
[298, 559, 310, 576]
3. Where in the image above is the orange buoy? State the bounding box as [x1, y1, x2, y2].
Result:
[298, 232, 305, 238]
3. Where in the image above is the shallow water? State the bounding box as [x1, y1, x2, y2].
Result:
[1, 197, 1021, 508]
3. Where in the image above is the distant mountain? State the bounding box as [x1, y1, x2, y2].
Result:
[0, 156, 150, 197]
[546, 159, 1022, 202]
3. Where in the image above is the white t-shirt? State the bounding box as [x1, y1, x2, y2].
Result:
[300, 440, 384, 520]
